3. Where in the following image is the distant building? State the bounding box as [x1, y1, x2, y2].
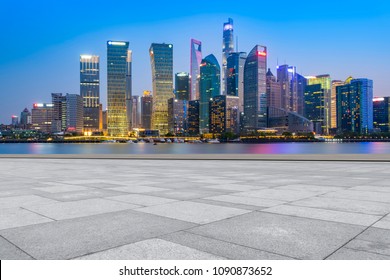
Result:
[126, 50, 133, 131]
[168, 98, 188, 135]
[149, 43, 174, 135]
[31, 103, 53, 133]
[102, 110, 107, 131]
[243, 45, 267, 133]
[131, 95, 141, 129]
[226, 52, 246, 113]
[80, 55, 100, 133]
[222, 18, 234, 95]
[65, 94, 84, 133]
[188, 100, 200, 135]
[141, 91, 153, 130]
[190, 39, 202, 100]
[11, 115, 19, 126]
[51, 93, 67, 133]
[199, 54, 221, 134]
[373, 97, 390, 132]
[175, 72, 190, 100]
[277, 64, 298, 113]
[331, 80, 344, 129]
[336, 78, 373, 134]
[266, 68, 282, 109]
[209, 95, 239, 134]
[268, 107, 313, 133]
[297, 74, 307, 116]
[20, 108, 32, 126]
[107, 40, 130, 136]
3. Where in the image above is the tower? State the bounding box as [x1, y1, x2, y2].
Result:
[222, 18, 234, 95]
[190, 39, 202, 100]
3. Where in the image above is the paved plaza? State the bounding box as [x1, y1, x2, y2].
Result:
[1, 156, 390, 260]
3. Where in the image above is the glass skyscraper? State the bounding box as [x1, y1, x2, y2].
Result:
[266, 68, 282, 110]
[277, 64, 298, 113]
[126, 50, 132, 131]
[209, 95, 239, 134]
[222, 18, 234, 95]
[199, 54, 220, 134]
[141, 91, 153, 130]
[373, 97, 390, 132]
[190, 39, 202, 100]
[336, 78, 373, 134]
[175, 72, 190, 100]
[107, 40, 130, 137]
[80, 55, 100, 133]
[243, 45, 267, 132]
[226, 52, 246, 113]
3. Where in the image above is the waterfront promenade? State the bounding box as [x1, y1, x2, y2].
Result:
[1, 155, 390, 260]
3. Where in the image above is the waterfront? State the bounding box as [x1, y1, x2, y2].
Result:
[1, 142, 390, 154]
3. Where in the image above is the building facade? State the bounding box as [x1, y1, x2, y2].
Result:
[20, 108, 32, 126]
[222, 18, 234, 95]
[190, 39, 202, 100]
[199, 54, 221, 134]
[336, 78, 373, 134]
[243, 45, 267, 132]
[226, 52, 246, 113]
[141, 91, 153, 130]
[51, 93, 67, 133]
[168, 98, 188, 135]
[31, 103, 53, 133]
[277, 64, 298, 113]
[107, 40, 130, 136]
[209, 95, 239, 135]
[373, 97, 390, 132]
[188, 100, 200, 135]
[331, 80, 344, 130]
[65, 94, 84, 133]
[266, 68, 282, 109]
[149, 43, 174, 135]
[175, 72, 190, 100]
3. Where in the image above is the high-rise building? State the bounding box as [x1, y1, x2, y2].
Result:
[126, 50, 132, 131]
[243, 45, 267, 132]
[199, 54, 221, 134]
[190, 39, 202, 100]
[65, 94, 84, 133]
[149, 43, 174, 135]
[277, 64, 298, 113]
[20, 108, 32, 126]
[305, 75, 331, 134]
[168, 98, 188, 135]
[102, 110, 107, 131]
[266, 68, 282, 109]
[107, 40, 130, 136]
[80, 55, 100, 133]
[51, 93, 67, 133]
[31, 103, 53, 133]
[226, 52, 246, 113]
[297, 74, 307, 116]
[141, 91, 153, 129]
[336, 78, 373, 134]
[175, 72, 190, 100]
[373, 97, 390, 133]
[209, 95, 239, 134]
[131, 95, 141, 128]
[222, 18, 234, 95]
[331, 80, 344, 129]
[11, 115, 19, 126]
[188, 100, 200, 135]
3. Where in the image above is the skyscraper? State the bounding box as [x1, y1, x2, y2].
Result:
[243, 45, 267, 132]
[222, 18, 234, 95]
[199, 54, 221, 134]
[373, 97, 390, 132]
[190, 39, 202, 100]
[126, 50, 133, 131]
[80, 55, 100, 133]
[277, 64, 298, 113]
[297, 74, 307, 116]
[331, 80, 344, 129]
[51, 93, 67, 133]
[266, 68, 282, 109]
[107, 40, 130, 137]
[226, 52, 247, 113]
[31, 103, 53, 133]
[209, 95, 239, 134]
[188, 100, 200, 135]
[168, 98, 188, 135]
[336, 78, 373, 134]
[305, 75, 331, 134]
[20, 108, 31, 126]
[131, 95, 141, 128]
[141, 91, 153, 130]
[175, 72, 190, 100]
[149, 43, 174, 135]
[65, 94, 84, 133]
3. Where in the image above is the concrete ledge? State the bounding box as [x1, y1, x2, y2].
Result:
[0, 154, 390, 162]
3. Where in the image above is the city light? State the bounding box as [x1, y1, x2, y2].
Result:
[108, 41, 126, 46]
[257, 51, 266, 57]
[373, 97, 385, 102]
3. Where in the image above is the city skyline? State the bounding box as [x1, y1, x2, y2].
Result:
[0, 1, 389, 124]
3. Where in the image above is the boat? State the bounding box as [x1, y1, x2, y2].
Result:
[166, 139, 172, 143]
[137, 139, 146, 143]
[102, 140, 117, 143]
[207, 139, 220, 144]
[159, 138, 166, 143]
[127, 140, 134, 143]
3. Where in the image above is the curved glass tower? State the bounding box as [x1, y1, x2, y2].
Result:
[199, 54, 220, 134]
[190, 39, 202, 100]
[222, 18, 234, 96]
[243, 45, 267, 132]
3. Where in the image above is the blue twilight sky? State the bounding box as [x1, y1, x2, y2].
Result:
[0, 0, 389, 124]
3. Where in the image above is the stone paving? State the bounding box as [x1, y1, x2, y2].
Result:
[0, 158, 390, 260]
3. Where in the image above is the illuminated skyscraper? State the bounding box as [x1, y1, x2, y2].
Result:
[222, 18, 234, 95]
[175, 72, 190, 100]
[168, 98, 188, 135]
[51, 93, 67, 133]
[80, 55, 100, 133]
[373, 97, 390, 132]
[199, 54, 220, 134]
[188, 100, 200, 135]
[305, 75, 331, 134]
[331, 80, 344, 129]
[266, 68, 282, 109]
[336, 78, 373, 134]
[141, 91, 153, 129]
[65, 94, 84, 133]
[107, 40, 130, 136]
[209, 95, 239, 134]
[226, 52, 246, 113]
[277, 64, 298, 113]
[149, 43, 174, 135]
[297, 74, 307, 116]
[31, 103, 53, 133]
[190, 39, 202, 100]
[243, 45, 267, 132]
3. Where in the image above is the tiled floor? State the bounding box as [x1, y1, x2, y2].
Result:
[0, 158, 390, 260]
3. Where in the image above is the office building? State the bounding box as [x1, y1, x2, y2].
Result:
[51, 93, 67, 133]
[188, 100, 200, 135]
[305, 75, 331, 134]
[277, 64, 298, 113]
[141, 91, 153, 129]
[222, 18, 234, 95]
[199, 54, 221, 134]
[80, 55, 100, 133]
[107, 40, 130, 136]
[190, 39, 202, 100]
[31, 103, 53, 133]
[336, 78, 373, 134]
[373, 97, 390, 132]
[297, 74, 307, 116]
[168, 98, 188, 135]
[175, 72, 190, 100]
[131, 95, 141, 128]
[266, 68, 282, 109]
[227, 52, 246, 113]
[65, 94, 84, 133]
[149, 43, 174, 135]
[331, 80, 344, 129]
[20, 108, 32, 126]
[268, 107, 313, 133]
[126, 50, 133, 131]
[243, 45, 267, 132]
[209, 95, 239, 134]
[11, 115, 19, 126]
